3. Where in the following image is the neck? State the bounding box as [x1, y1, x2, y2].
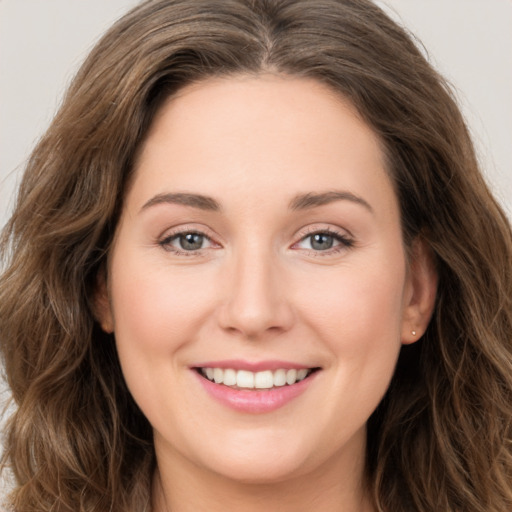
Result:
[151, 439, 375, 512]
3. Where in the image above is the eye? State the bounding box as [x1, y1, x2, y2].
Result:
[304, 232, 336, 251]
[294, 229, 353, 253]
[159, 231, 214, 253]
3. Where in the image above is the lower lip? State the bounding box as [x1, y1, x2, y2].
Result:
[194, 370, 319, 414]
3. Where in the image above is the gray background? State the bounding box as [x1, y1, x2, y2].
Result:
[1, 0, 511, 227]
[0, 0, 511, 497]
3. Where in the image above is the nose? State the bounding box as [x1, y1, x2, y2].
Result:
[217, 246, 294, 340]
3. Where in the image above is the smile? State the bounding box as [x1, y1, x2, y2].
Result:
[198, 367, 317, 389]
[193, 364, 321, 413]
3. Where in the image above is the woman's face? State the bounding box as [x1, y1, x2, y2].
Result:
[98, 75, 434, 485]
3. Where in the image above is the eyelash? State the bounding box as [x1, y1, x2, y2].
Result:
[158, 226, 354, 257]
[292, 227, 354, 256]
[158, 228, 216, 257]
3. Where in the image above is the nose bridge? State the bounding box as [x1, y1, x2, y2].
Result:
[218, 238, 292, 337]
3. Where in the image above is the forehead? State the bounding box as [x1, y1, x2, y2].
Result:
[128, 74, 396, 217]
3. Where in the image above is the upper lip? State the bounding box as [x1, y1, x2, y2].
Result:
[192, 359, 317, 372]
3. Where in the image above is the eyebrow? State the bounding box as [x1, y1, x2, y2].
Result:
[140, 189, 373, 214]
[289, 190, 374, 213]
[141, 192, 222, 212]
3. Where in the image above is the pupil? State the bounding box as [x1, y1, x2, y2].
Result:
[311, 233, 333, 250]
[180, 233, 203, 250]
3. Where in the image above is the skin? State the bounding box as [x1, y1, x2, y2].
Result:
[96, 74, 437, 511]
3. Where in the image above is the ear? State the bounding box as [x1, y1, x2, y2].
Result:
[92, 268, 115, 333]
[401, 238, 438, 344]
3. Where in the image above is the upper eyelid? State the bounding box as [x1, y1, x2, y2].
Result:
[161, 228, 211, 241]
[159, 224, 220, 243]
[295, 224, 353, 240]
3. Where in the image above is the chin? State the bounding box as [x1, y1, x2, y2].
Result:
[189, 425, 342, 486]
[206, 452, 312, 485]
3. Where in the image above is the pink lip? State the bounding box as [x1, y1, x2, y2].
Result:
[192, 367, 320, 414]
[192, 359, 313, 372]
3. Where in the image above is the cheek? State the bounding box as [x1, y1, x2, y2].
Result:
[300, 265, 405, 344]
[108, 254, 217, 425]
[295, 263, 406, 434]
[110, 258, 215, 357]
[295, 255, 407, 410]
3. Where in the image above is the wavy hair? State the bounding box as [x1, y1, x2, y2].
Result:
[1, 0, 511, 510]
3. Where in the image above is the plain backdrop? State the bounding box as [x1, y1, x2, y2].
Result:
[0, 0, 511, 496]
[1, 0, 511, 228]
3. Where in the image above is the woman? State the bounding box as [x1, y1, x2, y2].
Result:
[1, 0, 511, 511]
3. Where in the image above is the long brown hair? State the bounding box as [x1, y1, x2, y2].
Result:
[1, 1, 511, 510]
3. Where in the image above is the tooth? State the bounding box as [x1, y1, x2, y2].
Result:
[273, 369, 287, 387]
[213, 368, 224, 384]
[223, 368, 237, 386]
[286, 369, 297, 385]
[203, 367, 313, 387]
[297, 369, 308, 381]
[236, 370, 255, 388]
[255, 370, 273, 389]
